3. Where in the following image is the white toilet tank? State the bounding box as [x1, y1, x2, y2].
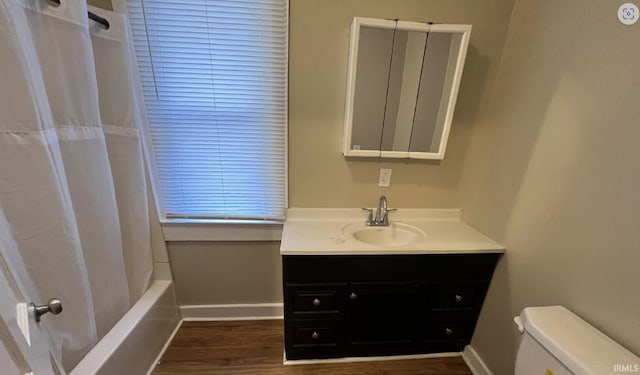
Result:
[514, 306, 639, 375]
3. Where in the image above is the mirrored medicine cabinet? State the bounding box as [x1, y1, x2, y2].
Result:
[343, 17, 471, 160]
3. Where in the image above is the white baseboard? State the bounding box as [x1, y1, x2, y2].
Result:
[284, 351, 460, 366]
[181, 303, 284, 321]
[462, 345, 493, 375]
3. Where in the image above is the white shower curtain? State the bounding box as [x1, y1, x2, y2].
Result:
[0, 0, 152, 370]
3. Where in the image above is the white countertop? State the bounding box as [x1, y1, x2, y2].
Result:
[280, 208, 505, 255]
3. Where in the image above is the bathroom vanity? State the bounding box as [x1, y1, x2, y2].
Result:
[280, 208, 504, 360]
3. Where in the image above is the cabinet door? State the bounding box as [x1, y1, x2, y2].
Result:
[346, 282, 420, 355]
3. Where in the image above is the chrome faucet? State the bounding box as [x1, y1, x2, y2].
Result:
[363, 195, 395, 226]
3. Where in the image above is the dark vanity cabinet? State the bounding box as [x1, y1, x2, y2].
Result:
[282, 253, 499, 360]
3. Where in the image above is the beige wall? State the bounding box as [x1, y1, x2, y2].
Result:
[289, 0, 514, 208]
[462, 0, 640, 373]
[168, 242, 283, 305]
[87, 0, 112, 11]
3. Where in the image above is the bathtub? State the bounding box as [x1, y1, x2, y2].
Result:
[69, 280, 182, 375]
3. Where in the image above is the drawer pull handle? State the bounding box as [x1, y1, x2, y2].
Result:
[311, 331, 320, 340]
[313, 298, 321, 306]
[445, 328, 454, 336]
[455, 294, 463, 303]
[350, 292, 358, 300]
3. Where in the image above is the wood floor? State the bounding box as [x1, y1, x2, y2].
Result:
[153, 320, 473, 375]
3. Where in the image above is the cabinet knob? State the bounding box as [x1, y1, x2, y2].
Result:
[455, 294, 463, 303]
[312, 298, 321, 306]
[311, 331, 320, 340]
[350, 292, 358, 300]
[445, 328, 454, 336]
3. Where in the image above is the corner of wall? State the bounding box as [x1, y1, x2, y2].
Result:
[458, 0, 519, 229]
[462, 345, 494, 375]
[146, 169, 172, 282]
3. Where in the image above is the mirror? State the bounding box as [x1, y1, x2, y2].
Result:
[343, 18, 471, 159]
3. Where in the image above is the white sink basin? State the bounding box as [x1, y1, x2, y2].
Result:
[342, 222, 427, 247]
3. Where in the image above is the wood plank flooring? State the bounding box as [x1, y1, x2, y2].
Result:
[153, 320, 473, 375]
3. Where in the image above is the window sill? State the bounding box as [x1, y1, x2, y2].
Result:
[161, 219, 284, 242]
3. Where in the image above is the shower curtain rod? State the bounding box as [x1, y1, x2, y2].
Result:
[49, 0, 110, 29]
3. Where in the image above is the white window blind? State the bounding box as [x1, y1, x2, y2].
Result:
[126, 0, 288, 221]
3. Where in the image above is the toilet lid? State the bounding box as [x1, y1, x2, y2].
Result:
[520, 306, 639, 375]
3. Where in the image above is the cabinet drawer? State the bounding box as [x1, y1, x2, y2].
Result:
[425, 321, 469, 341]
[428, 254, 499, 280]
[285, 283, 347, 317]
[429, 282, 486, 309]
[290, 320, 342, 348]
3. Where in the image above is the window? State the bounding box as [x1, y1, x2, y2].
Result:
[127, 0, 288, 221]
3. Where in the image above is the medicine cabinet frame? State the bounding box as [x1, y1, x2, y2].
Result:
[342, 17, 471, 160]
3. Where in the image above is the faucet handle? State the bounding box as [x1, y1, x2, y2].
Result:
[361, 208, 374, 224]
[380, 208, 396, 226]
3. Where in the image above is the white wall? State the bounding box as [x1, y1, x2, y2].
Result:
[462, 0, 640, 373]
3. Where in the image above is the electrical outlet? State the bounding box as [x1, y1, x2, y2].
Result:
[378, 168, 392, 187]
